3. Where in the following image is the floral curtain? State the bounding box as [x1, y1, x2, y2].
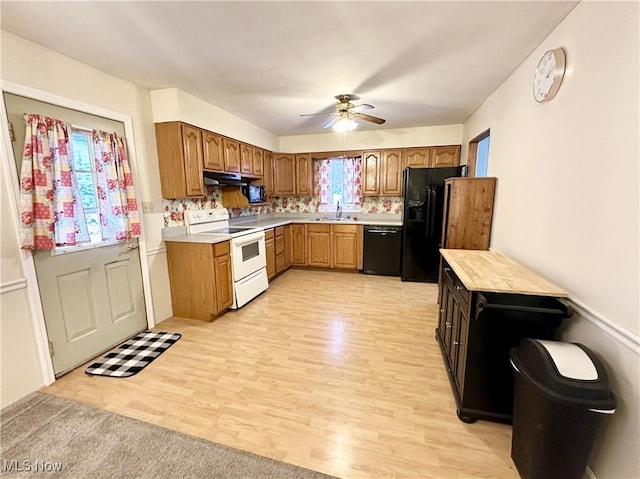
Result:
[92, 130, 141, 240]
[317, 159, 333, 205]
[343, 156, 362, 205]
[19, 115, 79, 250]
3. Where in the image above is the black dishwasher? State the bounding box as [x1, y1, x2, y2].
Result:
[362, 225, 402, 276]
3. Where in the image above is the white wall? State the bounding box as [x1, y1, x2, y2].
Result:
[279, 124, 463, 152]
[0, 31, 173, 407]
[151, 88, 279, 151]
[462, 3, 639, 478]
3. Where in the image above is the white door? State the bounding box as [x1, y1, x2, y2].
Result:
[34, 239, 147, 375]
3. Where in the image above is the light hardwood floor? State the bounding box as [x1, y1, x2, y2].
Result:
[45, 269, 519, 479]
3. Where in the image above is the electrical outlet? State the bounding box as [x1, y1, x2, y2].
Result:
[142, 202, 153, 214]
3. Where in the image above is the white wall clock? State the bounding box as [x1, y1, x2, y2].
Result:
[533, 47, 566, 103]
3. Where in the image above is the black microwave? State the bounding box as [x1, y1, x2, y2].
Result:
[242, 184, 266, 204]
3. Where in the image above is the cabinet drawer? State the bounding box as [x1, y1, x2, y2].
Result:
[332, 224, 358, 234]
[275, 226, 284, 237]
[213, 241, 230, 257]
[443, 263, 470, 307]
[307, 224, 331, 233]
[265, 228, 274, 240]
[275, 236, 285, 255]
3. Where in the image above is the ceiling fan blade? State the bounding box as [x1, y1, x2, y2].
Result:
[300, 112, 335, 117]
[323, 116, 341, 129]
[351, 103, 374, 112]
[353, 112, 386, 124]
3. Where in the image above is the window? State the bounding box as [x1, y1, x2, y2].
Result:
[70, 130, 102, 244]
[317, 157, 362, 211]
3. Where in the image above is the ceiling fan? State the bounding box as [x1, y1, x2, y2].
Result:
[301, 94, 386, 130]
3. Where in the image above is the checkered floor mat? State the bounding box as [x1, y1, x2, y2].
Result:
[85, 331, 181, 378]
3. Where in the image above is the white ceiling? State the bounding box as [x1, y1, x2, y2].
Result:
[1, 1, 577, 136]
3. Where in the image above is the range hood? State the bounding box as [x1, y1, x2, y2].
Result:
[203, 171, 247, 186]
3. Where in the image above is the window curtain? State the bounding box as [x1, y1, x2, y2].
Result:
[343, 156, 362, 205]
[92, 130, 141, 240]
[19, 115, 79, 250]
[318, 159, 333, 204]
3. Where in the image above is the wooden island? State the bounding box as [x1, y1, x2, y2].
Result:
[436, 249, 570, 424]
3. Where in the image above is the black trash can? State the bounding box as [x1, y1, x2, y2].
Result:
[509, 339, 616, 479]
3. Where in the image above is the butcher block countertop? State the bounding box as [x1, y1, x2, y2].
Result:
[440, 249, 568, 297]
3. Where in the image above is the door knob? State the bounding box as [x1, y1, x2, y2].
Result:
[127, 242, 138, 251]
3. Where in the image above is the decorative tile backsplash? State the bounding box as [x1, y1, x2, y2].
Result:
[161, 186, 403, 227]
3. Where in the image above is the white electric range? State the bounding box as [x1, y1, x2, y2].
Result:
[185, 209, 268, 309]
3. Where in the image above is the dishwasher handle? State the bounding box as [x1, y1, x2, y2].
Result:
[366, 228, 401, 234]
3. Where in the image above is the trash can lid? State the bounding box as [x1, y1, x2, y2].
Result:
[510, 339, 616, 410]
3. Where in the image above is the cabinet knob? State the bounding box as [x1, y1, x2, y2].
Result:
[454, 341, 461, 346]
[440, 308, 445, 313]
[445, 322, 452, 328]
[456, 285, 462, 291]
[444, 267, 451, 272]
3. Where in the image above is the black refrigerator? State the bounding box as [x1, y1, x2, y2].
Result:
[401, 166, 462, 282]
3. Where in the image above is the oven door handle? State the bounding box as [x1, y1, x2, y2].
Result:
[233, 232, 265, 247]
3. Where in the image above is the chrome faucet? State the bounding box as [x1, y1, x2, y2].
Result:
[336, 200, 342, 219]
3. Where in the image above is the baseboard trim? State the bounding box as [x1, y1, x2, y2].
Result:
[1, 278, 28, 294]
[569, 297, 640, 354]
[146, 246, 166, 257]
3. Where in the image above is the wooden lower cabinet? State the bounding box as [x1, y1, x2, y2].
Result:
[265, 229, 276, 280]
[332, 225, 360, 269]
[290, 224, 307, 265]
[284, 225, 292, 267]
[166, 241, 232, 321]
[307, 224, 331, 267]
[275, 226, 286, 274]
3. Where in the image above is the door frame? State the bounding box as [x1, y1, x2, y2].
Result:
[0, 80, 156, 385]
[466, 128, 490, 178]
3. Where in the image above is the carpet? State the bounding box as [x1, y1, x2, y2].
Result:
[85, 331, 181, 378]
[0, 392, 338, 479]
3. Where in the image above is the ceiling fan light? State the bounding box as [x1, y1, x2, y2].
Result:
[332, 116, 358, 133]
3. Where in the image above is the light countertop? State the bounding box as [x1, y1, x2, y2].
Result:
[440, 249, 568, 297]
[163, 213, 402, 244]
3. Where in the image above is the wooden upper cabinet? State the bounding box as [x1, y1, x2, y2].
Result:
[273, 154, 296, 195]
[155, 122, 204, 198]
[381, 149, 403, 195]
[433, 146, 461, 167]
[202, 131, 224, 171]
[223, 138, 240, 173]
[263, 150, 274, 196]
[404, 148, 432, 168]
[252, 147, 264, 176]
[240, 143, 253, 175]
[362, 150, 381, 196]
[295, 153, 312, 196]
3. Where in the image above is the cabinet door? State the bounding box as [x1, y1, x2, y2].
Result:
[295, 154, 312, 196]
[156, 122, 188, 199]
[290, 224, 307, 265]
[181, 124, 204, 196]
[213, 242, 233, 312]
[252, 147, 264, 176]
[284, 224, 292, 266]
[404, 148, 431, 168]
[240, 143, 253, 175]
[223, 138, 240, 173]
[263, 150, 274, 196]
[273, 154, 296, 195]
[308, 225, 331, 267]
[202, 131, 224, 171]
[265, 236, 276, 280]
[332, 225, 358, 269]
[454, 306, 469, 395]
[362, 150, 381, 196]
[433, 146, 461, 167]
[381, 149, 403, 195]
